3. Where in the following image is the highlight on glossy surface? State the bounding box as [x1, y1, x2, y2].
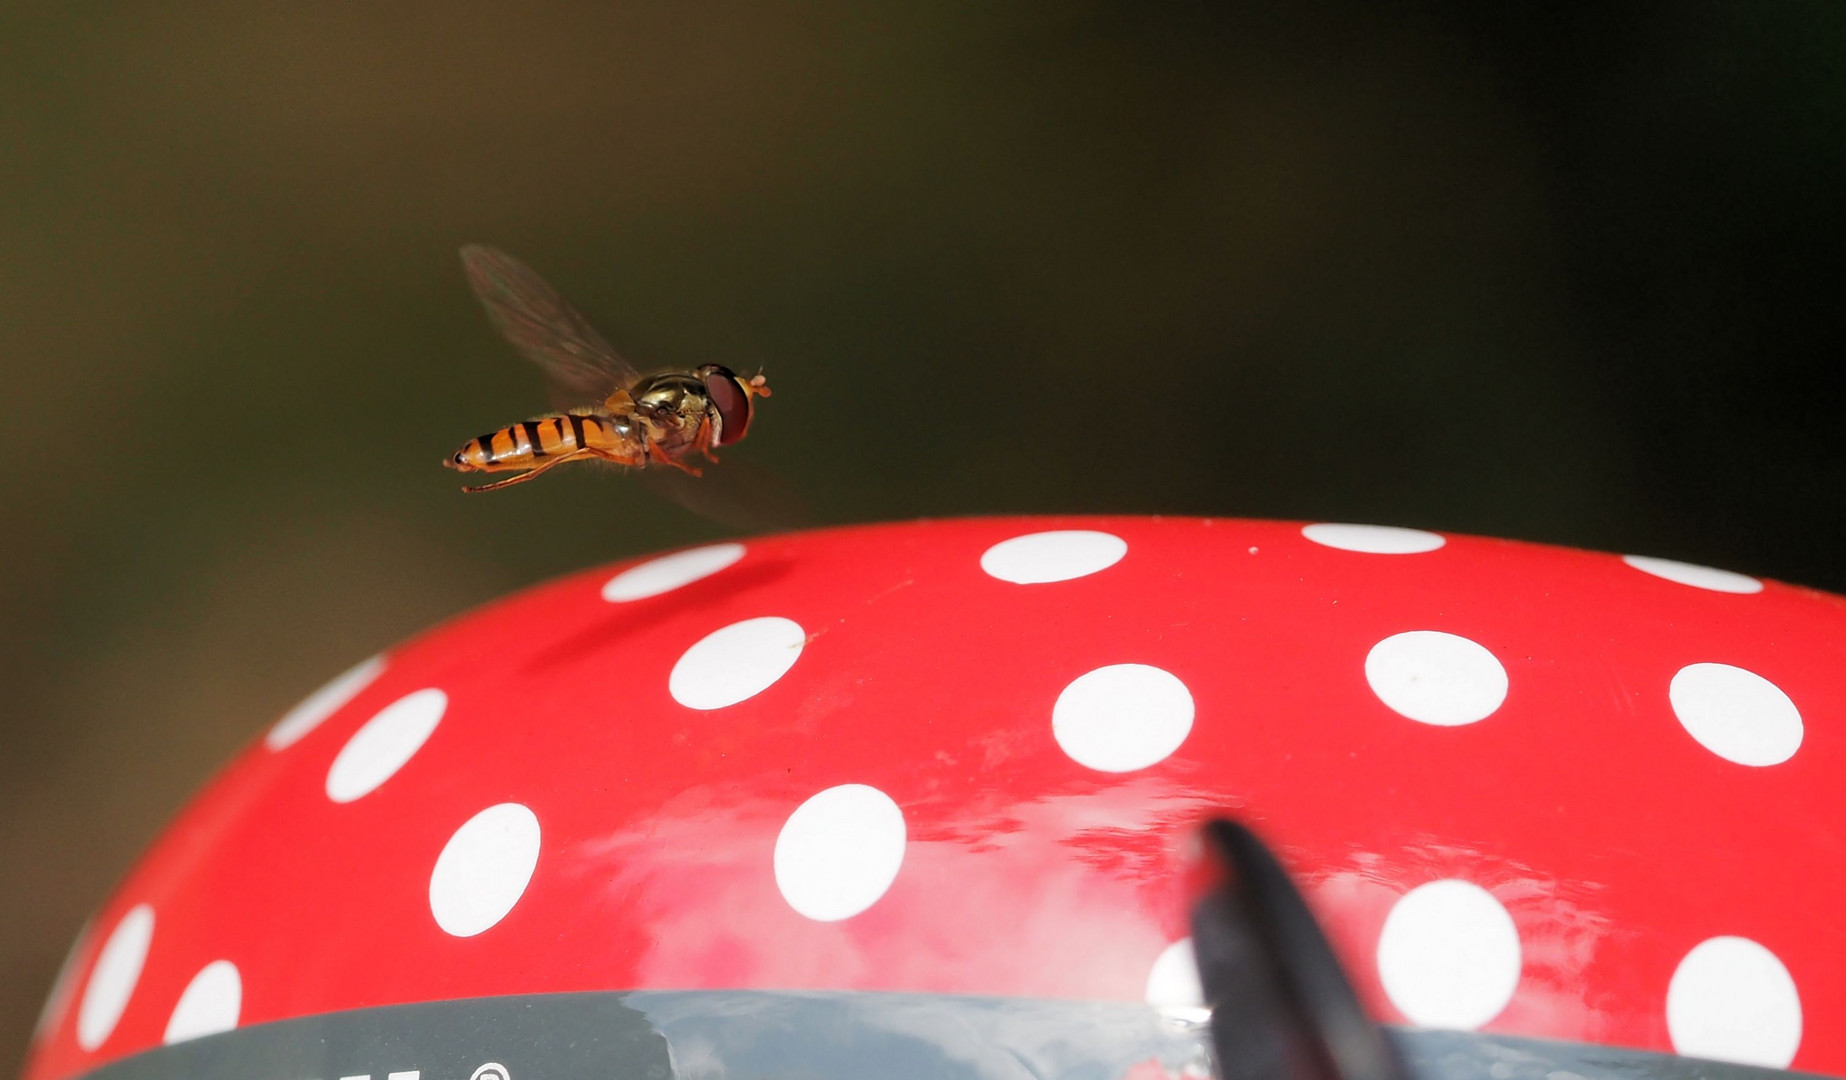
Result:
[25, 517, 1846, 1080]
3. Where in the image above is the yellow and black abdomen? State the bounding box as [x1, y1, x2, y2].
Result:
[451, 412, 636, 472]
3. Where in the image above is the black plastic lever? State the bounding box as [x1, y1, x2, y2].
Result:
[1190, 819, 1408, 1080]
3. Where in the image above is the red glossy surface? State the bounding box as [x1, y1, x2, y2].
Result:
[24, 518, 1846, 1078]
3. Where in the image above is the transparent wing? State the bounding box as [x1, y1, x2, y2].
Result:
[638, 457, 812, 534]
[460, 244, 638, 406]
[561, 455, 807, 532]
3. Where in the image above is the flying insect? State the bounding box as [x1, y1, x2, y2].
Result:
[445, 245, 770, 493]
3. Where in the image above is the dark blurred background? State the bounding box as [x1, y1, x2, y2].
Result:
[3, 0, 1842, 1066]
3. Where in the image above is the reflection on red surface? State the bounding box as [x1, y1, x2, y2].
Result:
[1123, 1056, 1212, 1080]
[25, 518, 1846, 1079]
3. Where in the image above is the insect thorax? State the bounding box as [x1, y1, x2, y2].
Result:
[630, 372, 715, 453]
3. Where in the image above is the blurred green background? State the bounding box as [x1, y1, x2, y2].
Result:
[3, 0, 1843, 1066]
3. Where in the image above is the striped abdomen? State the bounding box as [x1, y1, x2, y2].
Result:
[454, 412, 641, 471]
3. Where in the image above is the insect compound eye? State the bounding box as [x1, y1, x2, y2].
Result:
[701, 365, 752, 446]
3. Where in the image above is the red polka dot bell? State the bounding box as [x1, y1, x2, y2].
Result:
[23, 518, 1845, 1079]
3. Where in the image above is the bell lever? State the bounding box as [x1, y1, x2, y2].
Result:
[1190, 819, 1408, 1080]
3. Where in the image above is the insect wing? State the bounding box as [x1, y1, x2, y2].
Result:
[639, 457, 811, 534]
[460, 244, 639, 406]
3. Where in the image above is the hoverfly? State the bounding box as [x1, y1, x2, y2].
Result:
[445, 244, 771, 493]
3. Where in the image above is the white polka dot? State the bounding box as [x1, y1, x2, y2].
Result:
[163, 960, 241, 1045]
[265, 655, 386, 750]
[429, 803, 541, 937]
[1302, 523, 1446, 554]
[1145, 938, 1205, 1009]
[325, 688, 446, 803]
[669, 616, 805, 710]
[1365, 631, 1508, 727]
[1667, 936, 1802, 1068]
[1376, 880, 1521, 1030]
[1669, 663, 1803, 766]
[34, 920, 90, 1041]
[1623, 555, 1763, 595]
[77, 904, 154, 1051]
[1053, 664, 1195, 772]
[774, 784, 907, 922]
[602, 543, 747, 602]
[980, 530, 1127, 584]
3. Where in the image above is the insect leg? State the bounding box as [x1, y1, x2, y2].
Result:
[694, 416, 722, 464]
[647, 441, 703, 477]
[461, 452, 580, 492]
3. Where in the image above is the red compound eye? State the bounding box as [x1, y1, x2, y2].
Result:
[700, 365, 751, 446]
